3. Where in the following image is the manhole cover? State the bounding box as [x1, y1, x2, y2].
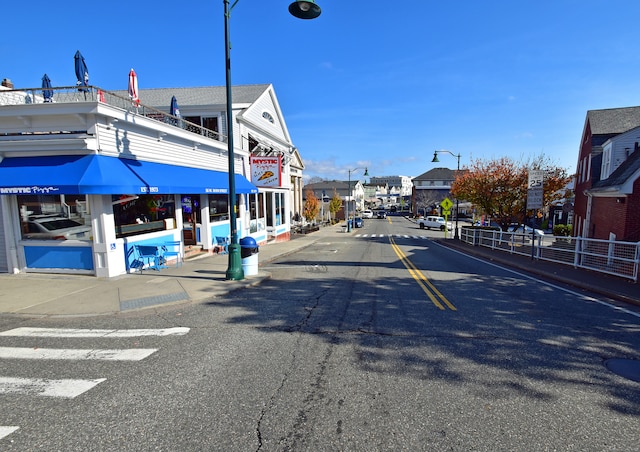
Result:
[604, 358, 640, 382]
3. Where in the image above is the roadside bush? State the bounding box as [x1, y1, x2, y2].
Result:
[553, 224, 572, 236]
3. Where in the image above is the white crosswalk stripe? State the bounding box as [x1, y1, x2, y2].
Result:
[0, 327, 190, 338]
[0, 426, 19, 441]
[0, 377, 106, 398]
[355, 233, 427, 240]
[0, 346, 157, 361]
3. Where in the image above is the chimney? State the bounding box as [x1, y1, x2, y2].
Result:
[1, 78, 14, 89]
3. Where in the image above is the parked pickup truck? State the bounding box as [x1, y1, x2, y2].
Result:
[417, 215, 453, 231]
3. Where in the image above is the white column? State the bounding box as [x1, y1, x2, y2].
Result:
[91, 195, 125, 278]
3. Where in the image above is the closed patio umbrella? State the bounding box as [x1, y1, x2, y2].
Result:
[128, 68, 140, 107]
[169, 95, 183, 127]
[74, 50, 89, 92]
[170, 95, 181, 118]
[41, 74, 53, 102]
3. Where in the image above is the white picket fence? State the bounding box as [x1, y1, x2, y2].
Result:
[459, 227, 640, 282]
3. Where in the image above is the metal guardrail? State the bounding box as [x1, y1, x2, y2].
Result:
[0, 85, 225, 142]
[459, 227, 639, 282]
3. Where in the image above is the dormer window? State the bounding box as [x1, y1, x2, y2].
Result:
[262, 111, 274, 124]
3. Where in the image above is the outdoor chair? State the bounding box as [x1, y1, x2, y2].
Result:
[162, 241, 183, 267]
[127, 246, 145, 272]
[135, 245, 163, 272]
[214, 236, 229, 255]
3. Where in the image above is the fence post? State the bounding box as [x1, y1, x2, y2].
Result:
[635, 242, 640, 283]
[573, 236, 581, 268]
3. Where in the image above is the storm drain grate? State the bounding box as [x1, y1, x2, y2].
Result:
[604, 358, 640, 382]
[120, 292, 189, 311]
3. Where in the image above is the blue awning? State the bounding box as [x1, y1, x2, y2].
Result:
[0, 155, 258, 195]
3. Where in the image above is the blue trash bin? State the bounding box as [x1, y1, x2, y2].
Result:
[239, 237, 259, 276]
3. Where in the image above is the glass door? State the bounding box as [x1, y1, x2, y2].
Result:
[181, 195, 201, 245]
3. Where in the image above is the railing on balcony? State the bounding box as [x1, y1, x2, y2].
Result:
[0, 85, 225, 142]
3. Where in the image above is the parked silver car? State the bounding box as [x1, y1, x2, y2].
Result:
[507, 224, 545, 237]
[24, 216, 92, 240]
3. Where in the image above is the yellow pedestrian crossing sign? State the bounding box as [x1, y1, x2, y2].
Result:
[440, 198, 453, 211]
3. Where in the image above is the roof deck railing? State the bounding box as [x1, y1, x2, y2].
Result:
[0, 85, 225, 142]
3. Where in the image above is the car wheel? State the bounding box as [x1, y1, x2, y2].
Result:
[419, 224, 425, 229]
[440, 225, 445, 231]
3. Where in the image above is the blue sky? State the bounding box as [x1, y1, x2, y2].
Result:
[4, 1, 640, 182]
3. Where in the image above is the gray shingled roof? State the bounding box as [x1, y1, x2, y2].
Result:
[591, 150, 640, 191]
[587, 106, 640, 135]
[113, 84, 270, 109]
[413, 167, 455, 181]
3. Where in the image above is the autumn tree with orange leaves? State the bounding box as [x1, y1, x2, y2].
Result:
[451, 155, 571, 229]
[303, 189, 320, 223]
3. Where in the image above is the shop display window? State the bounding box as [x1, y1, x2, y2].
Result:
[113, 194, 176, 238]
[17, 194, 92, 241]
[249, 192, 265, 233]
[208, 194, 229, 222]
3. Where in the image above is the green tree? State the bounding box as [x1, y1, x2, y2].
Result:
[303, 189, 320, 224]
[451, 155, 571, 229]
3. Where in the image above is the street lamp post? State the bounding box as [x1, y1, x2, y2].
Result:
[223, 0, 322, 280]
[346, 167, 368, 232]
[431, 150, 461, 240]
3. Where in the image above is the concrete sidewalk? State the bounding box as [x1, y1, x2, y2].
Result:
[0, 224, 345, 317]
[0, 221, 638, 318]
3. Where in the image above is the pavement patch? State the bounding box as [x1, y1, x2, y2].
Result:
[119, 292, 189, 311]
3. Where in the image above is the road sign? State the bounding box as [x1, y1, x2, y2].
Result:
[527, 169, 544, 209]
[442, 210, 451, 217]
[527, 188, 543, 209]
[440, 198, 453, 211]
[528, 170, 544, 189]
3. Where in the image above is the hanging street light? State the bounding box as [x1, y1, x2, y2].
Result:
[289, 0, 322, 19]
[223, 0, 322, 280]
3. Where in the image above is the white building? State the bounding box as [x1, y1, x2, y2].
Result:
[0, 83, 302, 277]
[369, 176, 413, 197]
[369, 175, 413, 208]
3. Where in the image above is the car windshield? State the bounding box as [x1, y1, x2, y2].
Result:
[40, 219, 84, 231]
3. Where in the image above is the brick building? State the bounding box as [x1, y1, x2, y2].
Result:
[573, 107, 640, 241]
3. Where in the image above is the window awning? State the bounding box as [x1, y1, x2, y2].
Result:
[0, 155, 258, 195]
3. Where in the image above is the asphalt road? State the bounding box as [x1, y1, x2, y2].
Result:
[1, 216, 639, 450]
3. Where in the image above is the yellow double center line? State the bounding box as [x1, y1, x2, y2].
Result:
[389, 236, 457, 311]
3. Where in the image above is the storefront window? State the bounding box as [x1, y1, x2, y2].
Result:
[265, 192, 287, 229]
[208, 194, 229, 222]
[266, 193, 273, 227]
[277, 192, 285, 226]
[17, 194, 92, 241]
[249, 192, 265, 233]
[112, 194, 176, 238]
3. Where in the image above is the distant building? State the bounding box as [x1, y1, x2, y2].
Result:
[411, 168, 469, 217]
[303, 180, 366, 221]
[369, 175, 412, 208]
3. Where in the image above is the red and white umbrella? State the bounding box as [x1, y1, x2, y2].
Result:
[128, 68, 139, 107]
